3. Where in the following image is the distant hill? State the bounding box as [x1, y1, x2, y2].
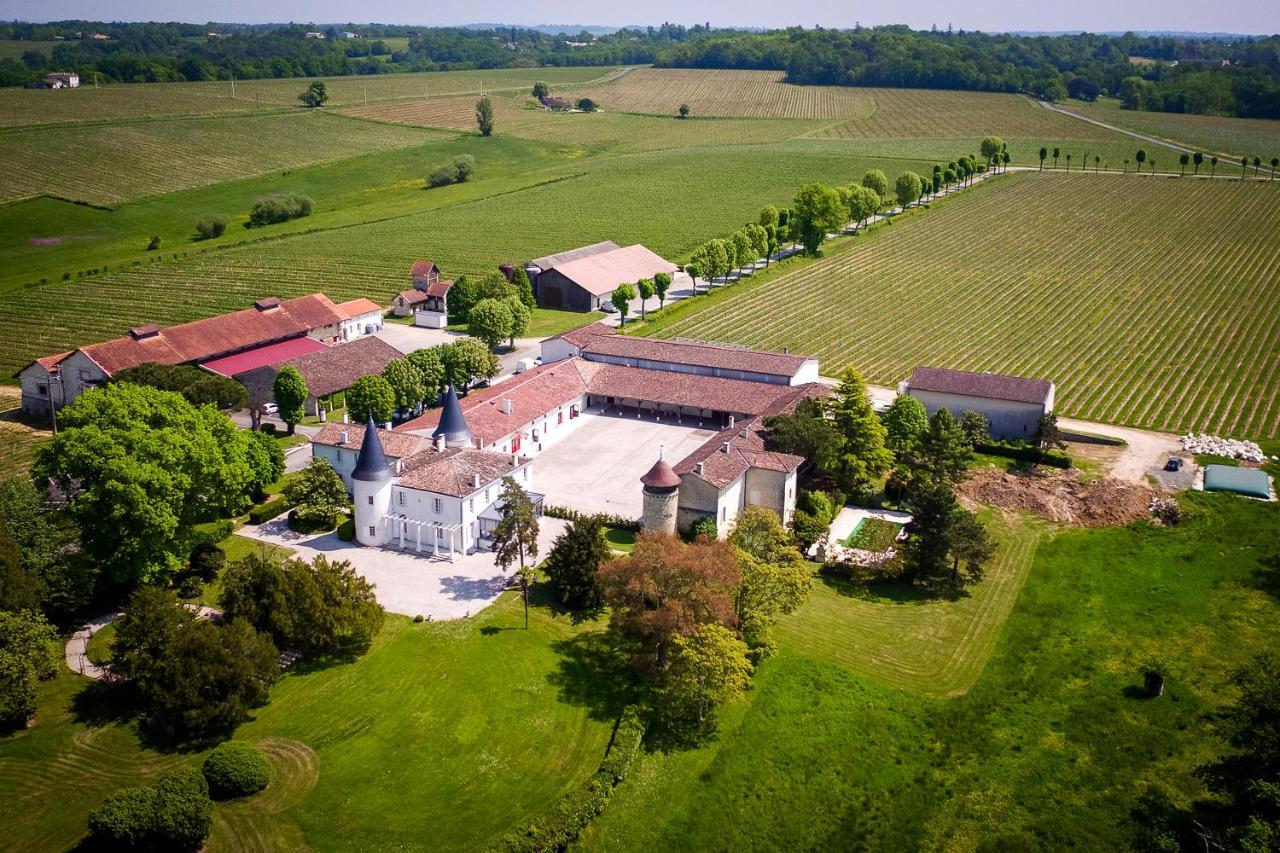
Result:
[463, 23, 625, 36]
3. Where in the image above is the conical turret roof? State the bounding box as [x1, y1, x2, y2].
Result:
[352, 414, 392, 482]
[641, 456, 681, 490]
[432, 384, 473, 447]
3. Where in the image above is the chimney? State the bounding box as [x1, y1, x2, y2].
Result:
[502, 398, 513, 415]
[721, 442, 731, 454]
[434, 435, 445, 451]
[511, 454, 518, 466]
[473, 473, 481, 488]
[339, 431, 349, 445]
[342, 411, 349, 424]
[728, 414, 735, 428]
[783, 347, 789, 354]
[694, 461, 704, 476]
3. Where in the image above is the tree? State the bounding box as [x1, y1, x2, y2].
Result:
[758, 205, 779, 228]
[702, 239, 730, 284]
[298, 80, 327, 107]
[1135, 148, 1146, 173]
[110, 586, 195, 690]
[637, 278, 655, 319]
[382, 358, 427, 416]
[491, 476, 540, 577]
[599, 533, 740, 669]
[531, 81, 548, 98]
[0, 522, 41, 614]
[346, 375, 395, 425]
[677, 103, 690, 119]
[764, 397, 842, 480]
[475, 97, 494, 136]
[542, 516, 609, 609]
[1179, 152, 1189, 176]
[1052, 146, 1060, 169]
[189, 542, 225, 583]
[1033, 412, 1065, 450]
[745, 223, 770, 262]
[901, 481, 993, 593]
[895, 171, 924, 209]
[505, 296, 530, 347]
[790, 183, 845, 255]
[195, 215, 227, 240]
[655, 624, 752, 740]
[467, 297, 514, 350]
[979, 135, 1005, 171]
[115, 362, 247, 411]
[611, 282, 636, 326]
[35, 384, 265, 583]
[909, 407, 972, 490]
[959, 410, 991, 447]
[283, 458, 349, 531]
[1193, 151, 1204, 175]
[729, 507, 811, 660]
[446, 275, 478, 324]
[881, 394, 929, 456]
[862, 169, 890, 204]
[272, 364, 308, 435]
[1038, 146, 1047, 170]
[1272, 157, 1279, 180]
[846, 185, 880, 232]
[1254, 156, 1262, 176]
[653, 272, 671, 309]
[684, 261, 702, 295]
[827, 368, 893, 501]
[449, 337, 500, 387]
[0, 478, 86, 618]
[730, 229, 754, 271]
[0, 609, 59, 728]
[576, 97, 597, 112]
[1241, 155, 1248, 177]
[1211, 155, 1218, 176]
[513, 265, 536, 309]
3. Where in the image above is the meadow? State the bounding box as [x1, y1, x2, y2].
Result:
[650, 171, 1280, 438]
[1061, 96, 1280, 162]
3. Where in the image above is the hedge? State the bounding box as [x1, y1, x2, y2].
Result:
[495, 706, 645, 852]
[203, 740, 271, 799]
[189, 519, 233, 549]
[248, 496, 293, 525]
[973, 441, 1071, 469]
[88, 766, 212, 851]
[544, 505, 641, 533]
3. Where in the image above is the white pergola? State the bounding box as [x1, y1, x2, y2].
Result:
[384, 513, 462, 561]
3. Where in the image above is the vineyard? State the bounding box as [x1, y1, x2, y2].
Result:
[1059, 97, 1280, 163]
[0, 111, 447, 204]
[0, 66, 616, 128]
[0, 141, 929, 376]
[652, 172, 1280, 439]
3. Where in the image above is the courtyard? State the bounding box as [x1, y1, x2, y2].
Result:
[240, 515, 568, 620]
[532, 411, 718, 518]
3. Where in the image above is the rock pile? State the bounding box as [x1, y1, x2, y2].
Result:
[1148, 496, 1182, 525]
[1181, 433, 1268, 463]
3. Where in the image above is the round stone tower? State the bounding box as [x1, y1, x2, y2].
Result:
[640, 452, 680, 535]
[352, 414, 393, 547]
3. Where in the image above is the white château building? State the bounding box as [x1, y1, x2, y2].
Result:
[346, 386, 539, 558]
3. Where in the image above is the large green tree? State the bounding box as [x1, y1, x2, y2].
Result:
[846, 184, 881, 232]
[611, 282, 636, 326]
[827, 368, 893, 500]
[901, 481, 994, 593]
[382, 357, 427, 415]
[542, 515, 609, 609]
[475, 96, 494, 135]
[0, 609, 60, 728]
[407, 347, 446, 400]
[895, 171, 924, 209]
[36, 384, 265, 582]
[790, 183, 846, 255]
[114, 362, 247, 411]
[655, 623, 752, 744]
[909, 407, 973, 491]
[636, 278, 655, 319]
[492, 476, 540, 577]
[346, 375, 396, 425]
[467, 297, 514, 350]
[728, 506, 811, 660]
[272, 364, 308, 435]
[505, 296, 530, 347]
[862, 169, 890, 204]
[881, 394, 929, 456]
[653, 271, 672, 308]
[283, 458, 349, 531]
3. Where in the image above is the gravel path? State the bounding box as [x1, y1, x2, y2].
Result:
[64, 604, 224, 680]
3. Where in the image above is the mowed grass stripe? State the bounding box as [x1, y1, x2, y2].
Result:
[655, 172, 1280, 438]
[776, 514, 1044, 698]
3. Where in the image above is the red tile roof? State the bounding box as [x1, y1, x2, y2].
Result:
[284, 336, 404, 397]
[335, 298, 383, 319]
[907, 366, 1052, 405]
[640, 458, 681, 489]
[425, 279, 454, 298]
[583, 335, 810, 379]
[77, 293, 345, 376]
[313, 421, 425, 459]
[549, 244, 677, 297]
[397, 289, 429, 306]
[201, 337, 330, 377]
[550, 321, 617, 349]
[582, 362, 804, 415]
[37, 352, 72, 372]
[410, 260, 436, 278]
[396, 447, 524, 496]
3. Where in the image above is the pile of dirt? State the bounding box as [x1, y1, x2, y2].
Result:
[957, 466, 1155, 526]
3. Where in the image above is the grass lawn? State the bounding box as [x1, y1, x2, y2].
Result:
[585, 491, 1280, 850]
[602, 526, 636, 553]
[84, 622, 116, 666]
[526, 307, 605, 339]
[0, 588, 616, 852]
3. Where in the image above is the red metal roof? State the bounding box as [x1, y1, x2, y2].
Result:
[201, 337, 329, 377]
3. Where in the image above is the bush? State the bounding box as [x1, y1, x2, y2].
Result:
[337, 517, 355, 541]
[146, 235, 161, 251]
[576, 97, 598, 112]
[248, 496, 292, 525]
[973, 440, 1071, 468]
[88, 767, 212, 851]
[177, 575, 203, 599]
[543, 504, 640, 532]
[427, 154, 476, 188]
[259, 422, 277, 435]
[189, 542, 226, 582]
[188, 519, 233, 551]
[246, 194, 313, 228]
[692, 516, 718, 540]
[203, 740, 271, 799]
[288, 505, 340, 534]
[195, 216, 227, 240]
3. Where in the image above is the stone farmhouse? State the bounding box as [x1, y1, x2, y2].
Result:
[525, 242, 677, 312]
[16, 293, 383, 416]
[900, 366, 1055, 441]
[393, 260, 453, 328]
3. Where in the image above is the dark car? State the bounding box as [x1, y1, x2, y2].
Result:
[1164, 457, 1183, 472]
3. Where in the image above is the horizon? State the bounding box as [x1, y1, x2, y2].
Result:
[5, 0, 1278, 38]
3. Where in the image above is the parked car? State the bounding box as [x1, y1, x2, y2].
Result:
[263, 402, 279, 416]
[599, 301, 618, 313]
[1164, 456, 1183, 472]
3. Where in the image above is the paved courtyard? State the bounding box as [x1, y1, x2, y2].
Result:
[239, 516, 568, 620]
[533, 412, 717, 518]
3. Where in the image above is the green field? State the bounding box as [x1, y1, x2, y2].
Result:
[648, 171, 1280, 438]
[584, 493, 1280, 850]
[1061, 96, 1280, 163]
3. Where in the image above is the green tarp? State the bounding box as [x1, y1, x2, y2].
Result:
[1203, 465, 1272, 500]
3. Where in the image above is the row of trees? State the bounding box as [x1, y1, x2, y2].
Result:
[608, 272, 672, 324]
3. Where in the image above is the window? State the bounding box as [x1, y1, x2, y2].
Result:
[367, 495, 374, 505]
[468, 498, 474, 511]
[521, 468, 527, 481]
[485, 488, 490, 502]
[721, 507, 727, 522]
[398, 492, 405, 507]
[433, 498, 442, 513]
[38, 384, 48, 396]
[368, 526, 376, 536]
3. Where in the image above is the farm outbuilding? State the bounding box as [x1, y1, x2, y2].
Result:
[526, 242, 677, 312]
[1202, 465, 1273, 500]
[899, 366, 1055, 442]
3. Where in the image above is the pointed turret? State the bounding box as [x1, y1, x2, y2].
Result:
[641, 449, 679, 534]
[352, 415, 391, 482]
[432, 384, 473, 447]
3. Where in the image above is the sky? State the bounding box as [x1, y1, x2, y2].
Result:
[5, 0, 1278, 35]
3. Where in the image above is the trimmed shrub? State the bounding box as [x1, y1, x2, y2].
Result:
[177, 575, 203, 599]
[88, 767, 212, 851]
[248, 496, 292, 525]
[973, 441, 1071, 469]
[88, 785, 158, 848]
[189, 542, 226, 582]
[203, 740, 271, 799]
[337, 517, 355, 541]
[259, 422, 278, 435]
[543, 504, 641, 533]
[427, 154, 476, 188]
[288, 505, 340, 534]
[188, 520, 233, 551]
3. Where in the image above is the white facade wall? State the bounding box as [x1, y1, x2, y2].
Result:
[313, 443, 405, 493]
[479, 395, 589, 455]
[539, 337, 580, 364]
[583, 353, 794, 386]
[908, 389, 1047, 441]
[414, 310, 448, 329]
[714, 475, 746, 538]
[386, 460, 533, 553]
[24, 351, 110, 413]
[18, 363, 57, 415]
[340, 311, 383, 341]
[791, 359, 821, 386]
